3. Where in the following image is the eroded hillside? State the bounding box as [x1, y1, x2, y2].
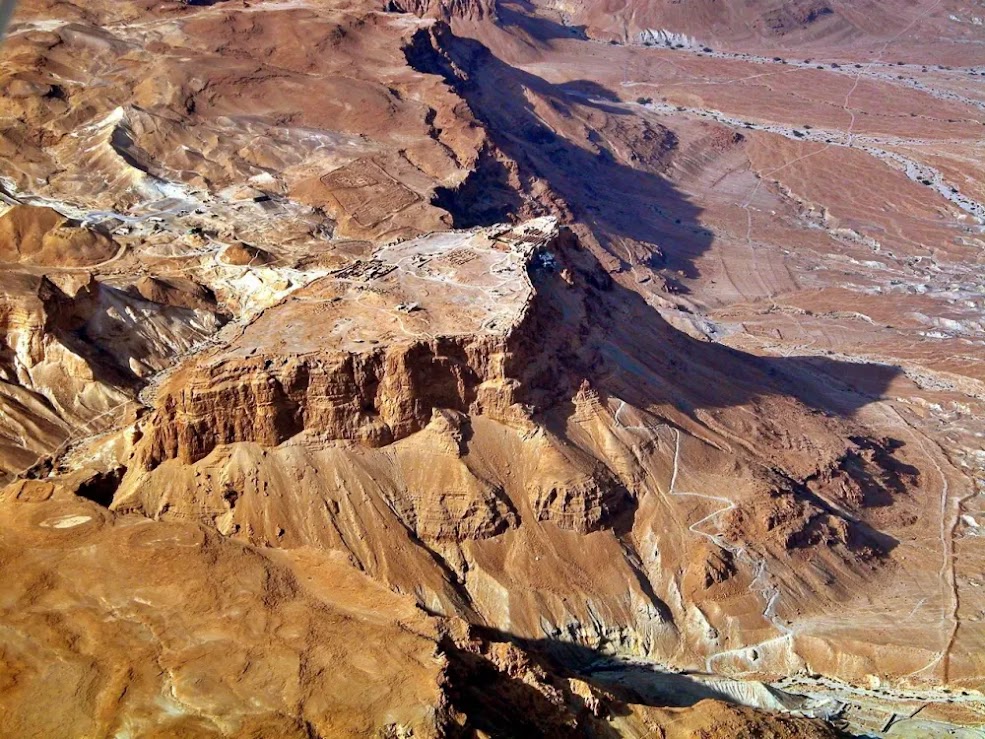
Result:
[1, 0, 984, 737]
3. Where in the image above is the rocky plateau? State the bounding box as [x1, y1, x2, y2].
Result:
[0, 0, 984, 737]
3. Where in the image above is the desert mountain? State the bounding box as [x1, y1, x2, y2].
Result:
[0, 0, 983, 736]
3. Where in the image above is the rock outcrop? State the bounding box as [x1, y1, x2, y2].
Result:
[130, 219, 558, 469]
[1, 0, 983, 735]
[387, 0, 497, 22]
[108, 220, 918, 694]
[0, 477, 843, 738]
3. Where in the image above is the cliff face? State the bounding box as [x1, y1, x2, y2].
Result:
[137, 334, 520, 466]
[387, 0, 498, 22]
[131, 219, 557, 469]
[111, 220, 916, 690]
[3, 0, 983, 734]
[131, 224, 594, 474]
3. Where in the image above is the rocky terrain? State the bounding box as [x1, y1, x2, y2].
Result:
[0, 0, 983, 737]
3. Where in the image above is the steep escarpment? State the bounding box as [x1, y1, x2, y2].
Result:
[4, 0, 984, 734]
[130, 219, 558, 470]
[112, 221, 656, 626]
[136, 333, 524, 467]
[387, 0, 497, 22]
[403, 22, 682, 272]
[108, 219, 920, 689]
[0, 473, 843, 739]
[438, 621, 844, 738]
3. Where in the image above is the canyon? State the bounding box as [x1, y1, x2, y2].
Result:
[0, 0, 983, 736]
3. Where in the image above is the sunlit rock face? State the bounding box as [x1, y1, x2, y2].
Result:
[1, 0, 984, 736]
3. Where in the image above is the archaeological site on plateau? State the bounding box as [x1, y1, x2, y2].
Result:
[0, 0, 983, 737]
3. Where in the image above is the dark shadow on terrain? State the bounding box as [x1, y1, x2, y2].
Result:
[439, 630, 725, 738]
[786, 475, 899, 555]
[404, 24, 709, 277]
[51, 282, 219, 391]
[75, 467, 126, 507]
[403, 19, 900, 417]
[430, 146, 526, 227]
[440, 632, 621, 738]
[843, 436, 921, 508]
[519, 239, 902, 420]
[40, 278, 143, 392]
[495, 0, 589, 41]
[515, 237, 903, 555]
[441, 626, 832, 737]
[406, 20, 904, 558]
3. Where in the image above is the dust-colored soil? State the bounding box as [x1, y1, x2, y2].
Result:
[0, 0, 982, 736]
